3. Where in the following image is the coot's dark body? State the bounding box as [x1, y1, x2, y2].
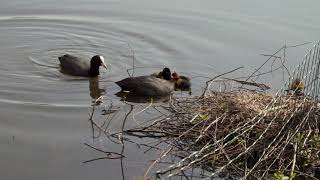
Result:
[58, 54, 107, 77]
[116, 75, 174, 96]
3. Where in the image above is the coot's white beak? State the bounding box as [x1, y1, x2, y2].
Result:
[99, 56, 108, 70]
[102, 62, 108, 69]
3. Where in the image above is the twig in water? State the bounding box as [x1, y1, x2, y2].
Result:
[83, 156, 122, 163]
[144, 146, 173, 177]
[286, 42, 312, 48]
[250, 42, 311, 83]
[119, 105, 134, 180]
[223, 78, 270, 90]
[260, 54, 282, 59]
[246, 46, 286, 82]
[202, 66, 244, 97]
[127, 43, 135, 77]
[84, 143, 125, 157]
[83, 143, 125, 163]
[133, 98, 153, 127]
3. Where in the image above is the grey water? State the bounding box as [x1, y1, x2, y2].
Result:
[0, 0, 319, 179]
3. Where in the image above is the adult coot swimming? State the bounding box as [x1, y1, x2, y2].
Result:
[116, 68, 174, 96]
[116, 76, 174, 96]
[58, 54, 107, 77]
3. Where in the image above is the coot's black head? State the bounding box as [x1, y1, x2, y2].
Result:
[162, 67, 171, 80]
[89, 55, 107, 77]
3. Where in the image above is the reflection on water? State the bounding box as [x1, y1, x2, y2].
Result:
[89, 77, 105, 105]
[115, 91, 171, 103]
[86, 97, 161, 179]
[86, 95, 208, 179]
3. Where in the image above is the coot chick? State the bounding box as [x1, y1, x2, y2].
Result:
[151, 67, 172, 80]
[172, 72, 191, 90]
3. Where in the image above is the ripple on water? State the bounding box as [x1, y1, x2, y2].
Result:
[0, 15, 202, 109]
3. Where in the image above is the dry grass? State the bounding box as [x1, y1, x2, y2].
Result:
[125, 90, 320, 179]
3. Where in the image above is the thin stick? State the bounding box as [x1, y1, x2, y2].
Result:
[83, 156, 122, 163]
[286, 42, 312, 48]
[245, 46, 286, 82]
[290, 142, 297, 178]
[202, 66, 244, 97]
[260, 54, 282, 59]
[84, 143, 125, 157]
[127, 43, 135, 77]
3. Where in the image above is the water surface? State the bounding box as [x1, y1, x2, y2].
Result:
[0, 0, 319, 179]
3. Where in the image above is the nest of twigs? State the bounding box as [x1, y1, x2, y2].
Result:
[126, 90, 320, 179]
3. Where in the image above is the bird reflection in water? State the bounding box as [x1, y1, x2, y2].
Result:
[89, 77, 105, 105]
[115, 91, 171, 103]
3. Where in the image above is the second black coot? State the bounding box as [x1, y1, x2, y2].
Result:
[116, 68, 174, 96]
[58, 54, 107, 77]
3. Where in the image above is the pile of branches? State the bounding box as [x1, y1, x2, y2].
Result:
[125, 90, 320, 179]
[85, 42, 320, 179]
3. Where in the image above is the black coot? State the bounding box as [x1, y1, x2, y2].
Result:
[58, 54, 107, 77]
[116, 68, 174, 96]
